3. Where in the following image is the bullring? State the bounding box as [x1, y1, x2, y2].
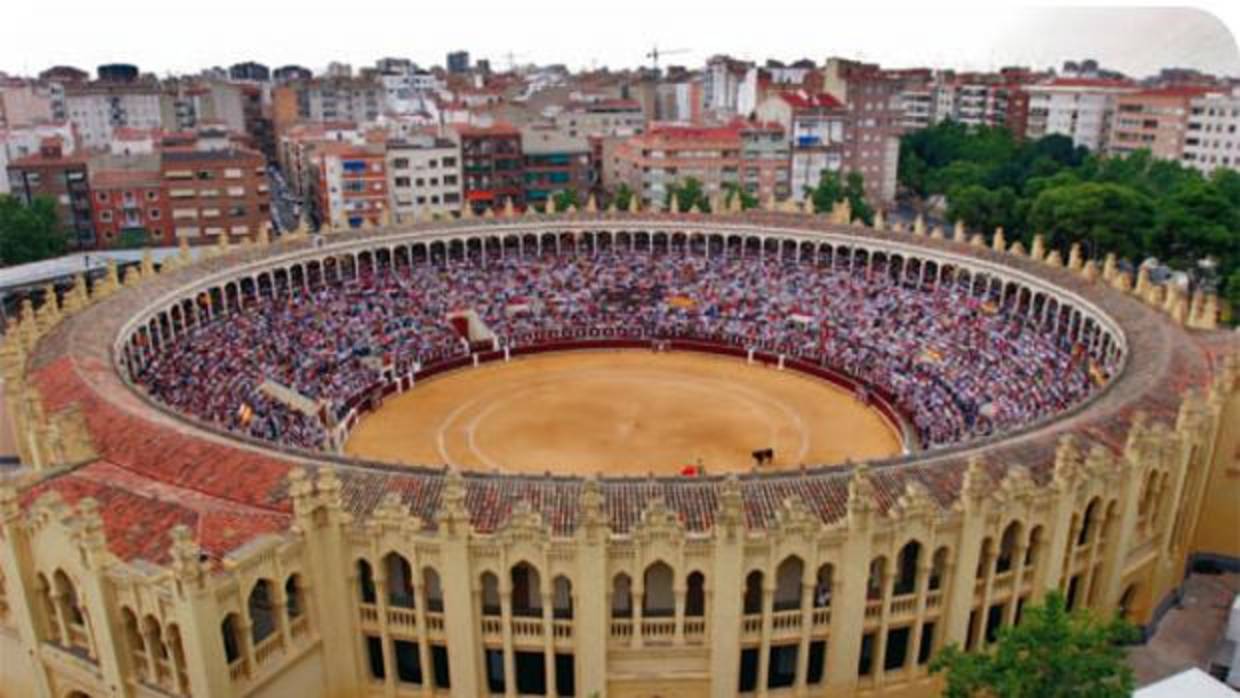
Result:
[0, 206, 1236, 698]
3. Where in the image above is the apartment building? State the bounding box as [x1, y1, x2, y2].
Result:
[739, 122, 791, 201]
[521, 126, 594, 207]
[229, 62, 271, 83]
[822, 58, 902, 204]
[273, 78, 384, 129]
[1024, 78, 1136, 151]
[1181, 89, 1240, 175]
[64, 81, 164, 151]
[458, 123, 523, 214]
[277, 122, 366, 201]
[161, 129, 270, 243]
[87, 153, 170, 247]
[887, 69, 936, 132]
[703, 55, 754, 119]
[756, 91, 848, 200]
[160, 81, 247, 133]
[0, 79, 54, 129]
[5, 137, 95, 248]
[611, 123, 744, 206]
[0, 122, 77, 194]
[556, 100, 645, 138]
[385, 135, 462, 221]
[310, 144, 388, 228]
[1107, 87, 1207, 159]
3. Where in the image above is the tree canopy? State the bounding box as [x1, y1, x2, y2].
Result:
[808, 171, 874, 225]
[665, 177, 711, 213]
[550, 189, 580, 212]
[900, 120, 1240, 320]
[929, 591, 1137, 698]
[0, 194, 68, 266]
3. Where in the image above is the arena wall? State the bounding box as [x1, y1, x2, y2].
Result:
[0, 211, 1235, 698]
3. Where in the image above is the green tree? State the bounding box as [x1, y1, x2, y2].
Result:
[665, 177, 709, 213]
[946, 185, 1018, 236]
[551, 189, 580, 212]
[0, 194, 68, 266]
[808, 171, 874, 225]
[1224, 269, 1240, 323]
[1027, 182, 1155, 261]
[930, 592, 1136, 698]
[611, 183, 635, 211]
[722, 183, 758, 210]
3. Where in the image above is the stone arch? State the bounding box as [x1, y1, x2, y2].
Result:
[510, 561, 542, 617]
[774, 556, 804, 611]
[743, 570, 764, 615]
[384, 552, 415, 609]
[356, 559, 376, 604]
[685, 571, 706, 617]
[997, 521, 1024, 574]
[1078, 497, 1102, 546]
[285, 573, 305, 620]
[643, 561, 675, 617]
[247, 579, 277, 644]
[894, 540, 922, 595]
[866, 556, 888, 599]
[220, 612, 242, 664]
[814, 564, 835, 608]
[611, 573, 633, 618]
[552, 575, 573, 619]
[422, 567, 444, 612]
[929, 547, 951, 591]
[480, 572, 501, 616]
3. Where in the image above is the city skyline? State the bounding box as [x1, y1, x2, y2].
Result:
[3, 3, 1240, 78]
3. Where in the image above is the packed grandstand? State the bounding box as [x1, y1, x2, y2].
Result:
[134, 241, 1103, 455]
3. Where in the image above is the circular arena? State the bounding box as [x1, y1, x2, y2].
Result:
[0, 209, 1236, 698]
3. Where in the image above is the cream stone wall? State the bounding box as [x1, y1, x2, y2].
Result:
[0, 211, 1235, 698]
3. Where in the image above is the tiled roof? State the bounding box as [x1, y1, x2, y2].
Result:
[18, 212, 1231, 565]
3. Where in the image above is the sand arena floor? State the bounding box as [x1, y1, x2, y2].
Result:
[344, 351, 904, 475]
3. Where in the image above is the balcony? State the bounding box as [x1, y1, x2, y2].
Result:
[640, 618, 676, 645]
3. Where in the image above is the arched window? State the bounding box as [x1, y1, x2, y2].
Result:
[814, 565, 834, 608]
[743, 571, 764, 615]
[35, 573, 60, 644]
[480, 573, 500, 616]
[510, 562, 541, 617]
[552, 576, 573, 619]
[384, 553, 415, 609]
[685, 572, 706, 617]
[997, 523, 1021, 574]
[1119, 584, 1139, 622]
[774, 557, 804, 611]
[423, 568, 444, 613]
[1026, 527, 1043, 568]
[121, 607, 143, 664]
[643, 562, 674, 617]
[53, 570, 85, 626]
[976, 539, 994, 579]
[1078, 499, 1101, 546]
[165, 623, 190, 695]
[220, 613, 242, 664]
[357, 560, 376, 604]
[894, 542, 921, 595]
[866, 557, 887, 600]
[248, 579, 277, 644]
[929, 548, 949, 591]
[611, 574, 633, 618]
[285, 574, 304, 619]
[143, 615, 167, 664]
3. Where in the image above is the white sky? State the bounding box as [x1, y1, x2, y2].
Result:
[3, 1, 1239, 78]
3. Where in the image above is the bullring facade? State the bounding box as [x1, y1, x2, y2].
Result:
[0, 203, 1236, 698]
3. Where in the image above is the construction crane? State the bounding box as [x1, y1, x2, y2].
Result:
[646, 45, 690, 72]
[502, 51, 529, 73]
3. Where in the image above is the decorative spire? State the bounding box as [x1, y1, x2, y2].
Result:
[952, 219, 965, 239]
[991, 226, 1006, 252]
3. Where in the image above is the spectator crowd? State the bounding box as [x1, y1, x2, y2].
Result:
[136, 244, 1099, 454]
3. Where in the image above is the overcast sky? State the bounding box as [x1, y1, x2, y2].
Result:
[4, 2, 1238, 78]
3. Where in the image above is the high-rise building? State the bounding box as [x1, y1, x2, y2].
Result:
[64, 80, 164, 151]
[87, 152, 170, 248]
[457, 123, 523, 214]
[161, 128, 271, 244]
[520, 126, 594, 207]
[310, 143, 388, 229]
[447, 51, 471, 74]
[822, 58, 903, 204]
